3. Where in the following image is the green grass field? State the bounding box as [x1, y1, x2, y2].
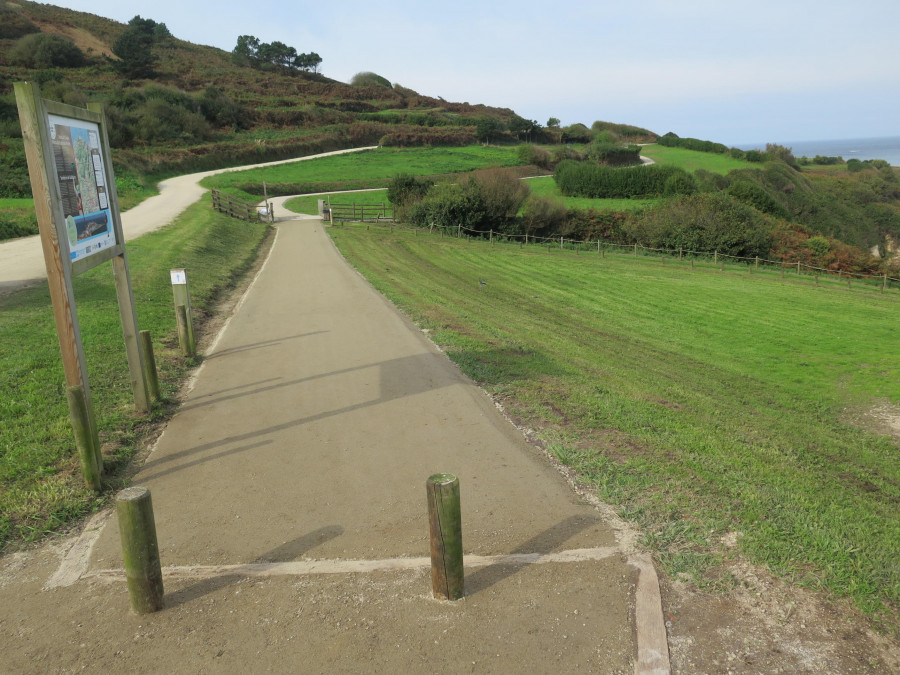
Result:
[0, 198, 269, 549]
[639, 144, 757, 174]
[329, 224, 900, 625]
[202, 145, 525, 201]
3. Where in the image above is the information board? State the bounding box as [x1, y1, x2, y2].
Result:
[47, 114, 117, 263]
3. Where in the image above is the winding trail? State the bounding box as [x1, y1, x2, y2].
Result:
[0, 146, 376, 294]
[0, 149, 670, 673]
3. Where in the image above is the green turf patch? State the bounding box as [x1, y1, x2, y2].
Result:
[330, 224, 900, 626]
[0, 197, 269, 550]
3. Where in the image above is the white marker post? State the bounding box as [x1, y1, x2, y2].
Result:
[170, 269, 195, 356]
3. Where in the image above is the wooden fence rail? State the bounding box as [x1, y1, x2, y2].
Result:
[211, 190, 271, 222]
[327, 202, 393, 223]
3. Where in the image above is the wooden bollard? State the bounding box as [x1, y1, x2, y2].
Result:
[66, 384, 101, 491]
[139, 330, 160, 401]
[427, 473, 463, 601]
[116, 487, 164, 614]
[170, 269, 194, 351]
[175, 304, 194, 357]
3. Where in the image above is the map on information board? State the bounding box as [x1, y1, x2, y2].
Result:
[48, 114, 117, 262]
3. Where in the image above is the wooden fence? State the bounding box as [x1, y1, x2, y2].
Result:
[211, 190, 272, 222]
[327, 202, 393, 223]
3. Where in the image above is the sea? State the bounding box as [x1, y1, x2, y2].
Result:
[738, 136, 900, 167]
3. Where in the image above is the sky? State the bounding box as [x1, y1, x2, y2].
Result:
[63, 0, 900, 146]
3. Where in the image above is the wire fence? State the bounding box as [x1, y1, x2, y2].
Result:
[344, 219, 900, 295]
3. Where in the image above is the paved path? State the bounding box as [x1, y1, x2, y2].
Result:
[1, 165, 669, 673]
[0, 147, 376, 294]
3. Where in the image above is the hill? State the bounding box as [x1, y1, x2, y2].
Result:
[0, 0, 545, 195]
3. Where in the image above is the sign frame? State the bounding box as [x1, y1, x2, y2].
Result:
[15, 82, 151, 448]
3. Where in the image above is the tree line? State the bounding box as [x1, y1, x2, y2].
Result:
[232, 35, 322, 74]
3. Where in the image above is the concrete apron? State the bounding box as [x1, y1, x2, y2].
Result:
[49, 219, 668, 673]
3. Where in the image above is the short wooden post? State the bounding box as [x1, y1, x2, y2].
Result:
[66, 384, 102, 491]
[139, 330, 160, 402]
[714, 250, 718, 264]
[490, 229, 493, 244]
[847, 277, 852, 290]
[797, 261, 801, 275]
[883, 273, 887, 293]
[679, 247, 683, 260]
[116, 487, 164, 614]
[601, 247, 605, 259]
[815, 274, 819, 286]
[457, 224, 461, 238]
[634, 243, 638, 256]
[170, 270, 194, 353]
[427, 473, 463, 601]
[175, 305, 193, 357]
[560, 236, 564, 250]
[755, 256, 759, 268]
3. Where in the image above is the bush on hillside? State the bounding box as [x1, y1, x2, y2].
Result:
[471, 167, 530, 233]
[351, 72, 392, 88]
[388, 173, 433, 208]
[554, 160, 695, 199]
[521, 194, 566, 236]
[10, 33, 85, 69]
[0, 6, 38, 39]
[626, 192, 773, 257]
[407, 180, 486, 230]
[726, 180, 787, 217]
[587, 142, 641, 166]
[516, 144, 552, 170]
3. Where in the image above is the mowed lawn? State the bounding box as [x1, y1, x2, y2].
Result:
[330, 224, 900, 623]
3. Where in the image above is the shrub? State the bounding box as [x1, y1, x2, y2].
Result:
[627, 192, 773, 257]
[199, 87, 246, 128]
[407, 180, 486, 231]
[554, 160, 694, 199]
[521, 194, 566, 236]
[387, 173, 433, 208]
[350, 72, 392, 88]
[516, 144, 552, 170]
[726, 180, 787, 217]
[0, 6, 38, 39]
[471, 167, 530, 232]
[587, 142, 641, 166]
[9, 33, 85, 69]
[663, 172, 698, 196]
[805, 235, 830, 257]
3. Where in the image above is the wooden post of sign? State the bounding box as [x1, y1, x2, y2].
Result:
[116, 486, 164, 614]
[170, 269, 195, 355]
[66, 385, 101, 490]
[139, 330, 160, 401]
[427, 473, 463, 601]
[86, 102, 151, 414]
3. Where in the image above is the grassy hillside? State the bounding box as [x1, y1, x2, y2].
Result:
[330, 223, 900, 627]
[0, 0, 528, 202]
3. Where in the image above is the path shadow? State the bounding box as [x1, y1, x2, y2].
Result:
[141, 351, 460, 476]
[464, 514, 602, 596]
[204, 331, 329, 361]
[164, 525, 344, 609]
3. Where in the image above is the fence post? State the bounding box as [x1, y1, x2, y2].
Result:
[797, 261, 801, 275]
[490, 229, 493, 245]
[116, 486, 164, 614]
[457, 224, 461, 238]
[634, 243, 638, 257]
[714, 250, 717, 264]
[883, 273, 887, 293]
[679, 247, 683, 260]
[427, 473, 463, 601]
[560, 236, 564, 250]
[755, 256, 759, 269]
